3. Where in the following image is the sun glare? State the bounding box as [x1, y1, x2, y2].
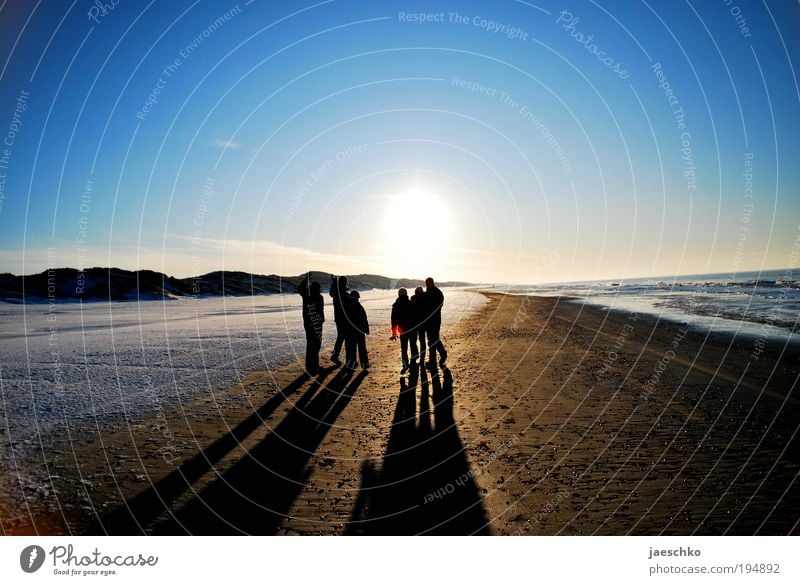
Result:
[381, 188, 454, 278]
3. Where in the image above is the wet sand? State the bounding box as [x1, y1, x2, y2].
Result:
[3, 292, 798, 535]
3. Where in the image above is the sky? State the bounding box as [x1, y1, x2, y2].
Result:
[0, 0, 798, 284]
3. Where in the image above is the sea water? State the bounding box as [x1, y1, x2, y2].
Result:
[492, 268, 800, 341]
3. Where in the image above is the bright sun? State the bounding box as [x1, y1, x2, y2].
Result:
[381, 188, 454, 278]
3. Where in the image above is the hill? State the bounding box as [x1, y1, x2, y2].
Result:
[0, 268, 472, 302]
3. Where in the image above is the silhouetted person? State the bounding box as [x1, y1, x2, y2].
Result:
[410, 286, 427, 366]
[297, 272, 324, 375]
[346, 290, 370, 371]
[423, 277, 447, 368]
[390, 288, 418, 374]
[329, 274, 350, 366]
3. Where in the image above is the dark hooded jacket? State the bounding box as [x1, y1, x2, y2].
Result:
[423, 285, 444, 327]
[409, 290, 426, 331]
[298, 278, 324, 332]
[350, 299, 369, 335]
[391, 295, 415, 335]
[329, 277, 349, 324]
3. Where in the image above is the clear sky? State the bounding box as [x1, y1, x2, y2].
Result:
[0, 0, 798, 283]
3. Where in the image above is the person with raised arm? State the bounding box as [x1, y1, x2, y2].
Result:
[297, 272, 324, 376]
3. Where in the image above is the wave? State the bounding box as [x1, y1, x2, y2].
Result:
[487, 268, 800, 339]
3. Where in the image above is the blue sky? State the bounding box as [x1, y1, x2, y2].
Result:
[0, 0, 798, 283]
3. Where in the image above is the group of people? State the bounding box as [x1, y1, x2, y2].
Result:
[296, 273, 448, 376]
[389, 278, 448, 373]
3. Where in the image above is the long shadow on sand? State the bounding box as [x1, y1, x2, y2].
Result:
[92, 371, 317, 534]
[347, 366, 492, 535]
[94, 367, 363, 535]
[149, 367, 366, 534]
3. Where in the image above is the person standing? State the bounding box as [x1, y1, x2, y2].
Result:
[346, 290, 370, 371]
[410, 286, 427, 367]
[297, 272, 324, 376]
[423, 277, 447, 369]
[390, 288, 417, 374]
[328, 274, 350, 365]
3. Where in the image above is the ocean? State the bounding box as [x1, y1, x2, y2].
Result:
[490, 267, 799, 341]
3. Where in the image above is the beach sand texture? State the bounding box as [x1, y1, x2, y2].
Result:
[3, 293, 798, 535]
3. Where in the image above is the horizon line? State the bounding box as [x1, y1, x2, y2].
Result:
[4, 264, 797, 288]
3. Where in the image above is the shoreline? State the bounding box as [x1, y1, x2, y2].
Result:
[2, 292, 798, 535]
[482, 289, 800, 344]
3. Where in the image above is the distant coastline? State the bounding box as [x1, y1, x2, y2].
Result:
[0, 267, 474, 302]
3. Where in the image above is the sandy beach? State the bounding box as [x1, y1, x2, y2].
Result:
[3, 292, 798, 536]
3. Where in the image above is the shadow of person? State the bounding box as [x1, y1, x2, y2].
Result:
[141, 367, 365, 534]
[90, 370, 324, 535]
[346, 367, 492, 535]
